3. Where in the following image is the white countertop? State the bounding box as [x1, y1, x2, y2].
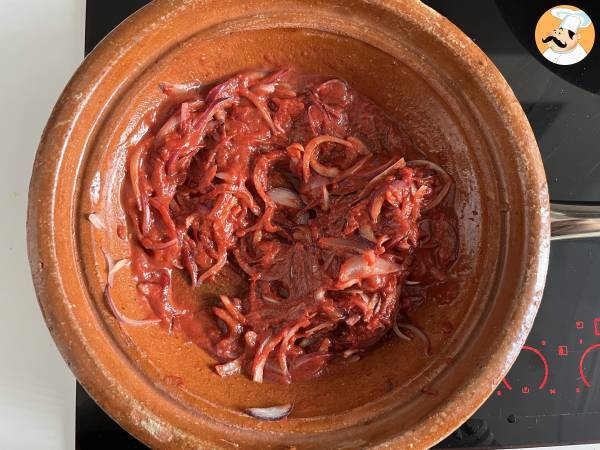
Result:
[0, 1, 597, 449]
[0, 0, 84, 448]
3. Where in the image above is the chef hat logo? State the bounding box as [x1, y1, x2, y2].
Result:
[551, 7, 592, 33]
[534, 5, 595, 66]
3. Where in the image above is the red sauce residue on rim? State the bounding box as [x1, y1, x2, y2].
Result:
[118, 68, 458, 384]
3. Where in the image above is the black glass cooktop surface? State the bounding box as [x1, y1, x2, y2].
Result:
[78, 1, 600, 448]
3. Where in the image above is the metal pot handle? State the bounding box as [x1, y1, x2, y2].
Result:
[551, 202, 600, 240]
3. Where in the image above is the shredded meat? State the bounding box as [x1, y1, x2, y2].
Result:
[121, 68, 457, 383]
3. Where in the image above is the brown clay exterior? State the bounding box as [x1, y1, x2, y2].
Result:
[27, 0, 550, 448]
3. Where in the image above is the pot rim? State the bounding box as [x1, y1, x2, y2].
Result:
[27, 0, 550, 448]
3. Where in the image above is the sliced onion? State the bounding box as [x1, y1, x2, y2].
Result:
[102, 248, 114, 274]
[343, 349, 359, 358]
[359, 224, 376, 242]
[345, 355, 361, 364]
[166, 97, 233, 176]
[181, 99, 204, 127]
[310, 156, 340, 178]
[302, 135, 355, 182]
[368, 293, 380, 313]
[262, 295, 281, 304]
[273, 85, 297, 98]
[159, 81, 203, 97]
[346, 136, 369, 155]
[295, 212, 309, 225]
[338, 254, 402, 284]
[373, 297, 382, 315]
[233, 249, 259, 279]
[290, 352, 332, 378]
[346, 314, 360, 326]
[353, 291, 370, 304]
[314, 288, 326, 301]
[406, 160, 452, 212]
[156, 100, 204, 141]
[207, 183, 261, 216]
[240, 88, 282, 135]
[304, 322, 334, 337]
[251, 83, 276, 95]
[300, 175, 329, 195]
[220, 295, 246, 324]
[299, 337, 316, 347]
[405, 280, 421, 285]
[278, 320, 309, 383]
[318, 238, 370, 254]
[314, 78, 352, 111]
[255, 67, 290, 86]
[140, 237, 178, 250]
[232, 184, 262, 216]
[252, 152, 287, 207]
[309, 138, 367, 179]
[102, 249, 161, 327]
[320, 186, 330, 211]
[252, 334, 287, 383]
[215, 358, 242, 377]
[332, 155, 372, 188]
[251, 335, 272, 383]
[87, 213, 105, 230]
[358, 157, 406, 199]
[129, 138, 151, 211]
[215, 172, 233, 182]
[286, 142, 303, 163]
[267, 187, 303, 209]
[245, 330, 258, 347]
[156, 113, 181, 141]
[396, 323, 431, 356]
[108, 258, 130, 287]
[244, 404, 292, 421]
[198, 251, 227, 284]
[369, 189, 386, 223]
[104, 286, 161, 327]
[393, 322, 411, 341]
[185, 214, 199, 229]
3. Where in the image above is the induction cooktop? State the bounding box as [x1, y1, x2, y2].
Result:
[77, 1, 600, 448]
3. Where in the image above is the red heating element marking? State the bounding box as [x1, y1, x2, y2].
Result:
[558, 345, 568, 356]
[594, 318, 600, 336]
[576, 320, 584, 329]
[549, 388, 556, 395]
[525, 346, 549, 389]
[579, 343, 600, 388]
[501, 346, 549, 391]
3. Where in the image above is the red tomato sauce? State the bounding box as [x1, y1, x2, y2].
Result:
[120, 69, 458, 384]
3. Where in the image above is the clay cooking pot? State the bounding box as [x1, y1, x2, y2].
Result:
[28, 0, 552, 448]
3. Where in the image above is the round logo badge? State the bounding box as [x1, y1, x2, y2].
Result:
[535, 5, 595, 65]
